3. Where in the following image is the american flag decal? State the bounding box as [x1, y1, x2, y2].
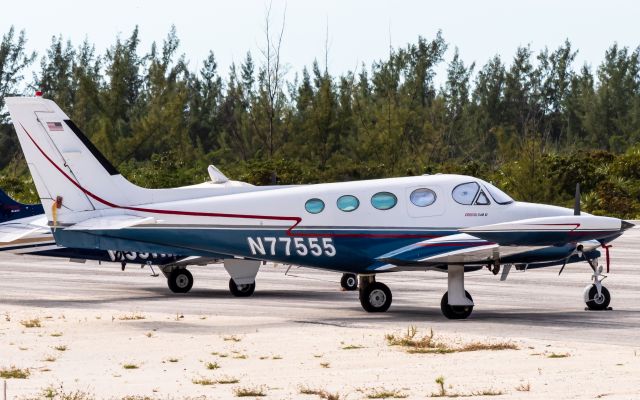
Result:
[46, 122, 64, 131]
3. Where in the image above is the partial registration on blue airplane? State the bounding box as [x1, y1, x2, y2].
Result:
[5, 94, 635, 319]
[0, 188, 209, 284]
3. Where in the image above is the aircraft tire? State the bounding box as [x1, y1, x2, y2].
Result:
[440, 291, 473, 319]
[585, 285, 611, 310]
[168, 268, 194, 293]
[340, 273, 358, 291]
[229, 278, 256, 297]
[359, 282, 392, 312]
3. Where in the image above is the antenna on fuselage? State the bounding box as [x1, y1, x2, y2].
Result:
[574, 183, 581, 216]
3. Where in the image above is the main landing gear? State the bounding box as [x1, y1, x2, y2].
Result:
[584, 257, 611, 311]
[167, 268, 194, 293]
[161, 259, 261, 297]
[441, 265, 474, 320]
[358, 275, 392, 312]
[340, 273, 358, 291]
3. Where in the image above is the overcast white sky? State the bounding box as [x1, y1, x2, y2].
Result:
[2, 0, 639, 83]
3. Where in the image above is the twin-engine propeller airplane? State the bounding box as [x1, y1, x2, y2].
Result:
[6, 95, 635, 319]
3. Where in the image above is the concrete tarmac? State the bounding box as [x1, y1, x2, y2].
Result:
[1, 225, 639, 347]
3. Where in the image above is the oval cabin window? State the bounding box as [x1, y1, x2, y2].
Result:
[305, 198, 325, 214]
[337, 195, 360, 212]
[410, 188, 437, 207]
[371, 192, 397, 210]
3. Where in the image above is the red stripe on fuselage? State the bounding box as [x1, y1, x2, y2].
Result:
[20, 123, 438, 239]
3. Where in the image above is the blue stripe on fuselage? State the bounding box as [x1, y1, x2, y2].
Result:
[53, 227, 582, 273]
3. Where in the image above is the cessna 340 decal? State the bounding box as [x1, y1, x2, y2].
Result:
[5, 95, 634, 318]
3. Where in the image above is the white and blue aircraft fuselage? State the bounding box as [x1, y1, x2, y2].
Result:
[5, 95, 634, 318]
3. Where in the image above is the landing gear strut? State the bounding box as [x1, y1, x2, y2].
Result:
[167, 268, 193, 293]
[358, 275, 392, 312]
[340, 273, 358, 291]
[584, 258, 611, 310]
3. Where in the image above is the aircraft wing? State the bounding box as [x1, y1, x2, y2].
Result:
[375, 233, 546, 270]
[65, 215, 155, 231]
[460, 215, 624, 245]
[0, 215, 50, 243]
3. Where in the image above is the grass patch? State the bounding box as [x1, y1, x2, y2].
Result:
[0, 366, 30, 379]
[386, 326, 518, 354]
[320, 362, 331, 368]
[234, 386, 266, 397]
[50, 332, 63, 337]
[547, 352, 570, 358]
[217, 376, 240, 384]
[272, 355, 282, 360]
[38, 384, 95, 400]
[341, 344, 364, 350]
[20, 318, 42, 328]
[122, 363, 139, 369]
[205, 361, 220, 370]
[167, 358, 179, 363]
[145, 332, 154, 338]
[54, 345, 68, 352]
[515, 382, 531, 392]
[43, 355, 57, 362]
[233, 354, 248, 359]
[364, 388, 408, 399]
[192, 377, 216, 385]
[299, 386, 341, 399]
[118, 313, 146, 321]
[430, 376, 504, 397]
[224, 335, 242, 342]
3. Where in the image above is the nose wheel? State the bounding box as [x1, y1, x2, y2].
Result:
[167, 268, 193, 293]
[585, 284, 611, 310]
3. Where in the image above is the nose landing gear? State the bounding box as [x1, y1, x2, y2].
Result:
[584, 258, 612, 311]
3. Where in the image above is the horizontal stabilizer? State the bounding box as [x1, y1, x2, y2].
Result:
[0, 216, 49, 243]
[65, 215, 154, 231]
[460, 215, 624, 246]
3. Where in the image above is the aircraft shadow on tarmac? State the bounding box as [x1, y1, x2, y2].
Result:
[3, 285, 639, 332]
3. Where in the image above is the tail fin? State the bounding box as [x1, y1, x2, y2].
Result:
[5, 96, 149, 223]
[0, 188, 44, 223]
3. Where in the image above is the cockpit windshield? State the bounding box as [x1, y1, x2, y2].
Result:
[482, 181, 514, 205]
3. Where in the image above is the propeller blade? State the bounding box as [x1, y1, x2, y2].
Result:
[574, 183, 581, 216]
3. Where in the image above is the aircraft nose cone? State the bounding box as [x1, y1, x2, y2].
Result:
[621, 220, 635, 231]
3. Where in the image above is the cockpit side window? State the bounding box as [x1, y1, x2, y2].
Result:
[483, 182, 514, 205]
[475, 190, 490, 205]
[452, 182, 480, 205]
